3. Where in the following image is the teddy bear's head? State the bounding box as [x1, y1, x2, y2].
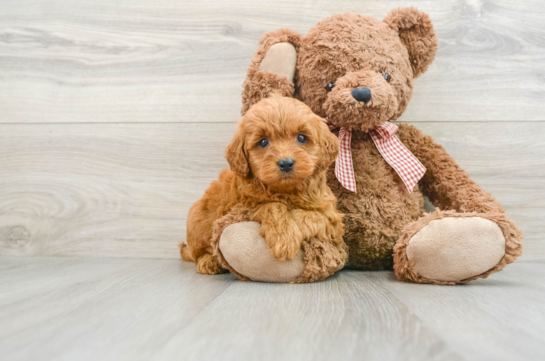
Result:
[242, 7, 438, 132]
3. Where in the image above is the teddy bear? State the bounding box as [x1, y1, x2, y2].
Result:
[211, 7, 523, 284]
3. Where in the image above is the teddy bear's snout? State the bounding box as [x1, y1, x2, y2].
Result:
[321, 70, 399, 131]
[351, 87, 372, 104]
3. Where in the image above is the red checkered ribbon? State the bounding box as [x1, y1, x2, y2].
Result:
[324, 118, 426, 193]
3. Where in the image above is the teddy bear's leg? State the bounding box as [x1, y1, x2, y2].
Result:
[394, 125, 523, 284]
[393, 210, 523, 285]
[210, 204, 346, 283]
[218, 222, 305, 283]
[219, 223, 347, 283]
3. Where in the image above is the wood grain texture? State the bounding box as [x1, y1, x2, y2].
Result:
[0, 0, 544, 123]
[0, 256, 544, 361]
[0, 121, 542, 259]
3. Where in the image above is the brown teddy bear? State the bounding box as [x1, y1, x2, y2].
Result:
[213, 7, 523, 284]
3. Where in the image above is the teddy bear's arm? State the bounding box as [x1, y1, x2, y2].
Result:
[241, 29, 302, 115]
[394, 123, 523, 284]
[397, 123, 503, 214]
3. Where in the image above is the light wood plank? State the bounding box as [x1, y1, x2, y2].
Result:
[0, 121, 542, 259]
[0, 257, 235, 361]
[0, 0, 544, 123]
[377, 263, 545, 361]
[0, 257, 544, 361]
[0, 122, 232, 258]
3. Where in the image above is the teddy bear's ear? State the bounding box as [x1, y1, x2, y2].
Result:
[241, 29, 302, 115]
[383, 7, 438, 78]
[225, 122, 252, 179]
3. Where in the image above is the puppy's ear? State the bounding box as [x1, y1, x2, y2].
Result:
[242, 29, 302, 115]
[225, 124, 252, 179]
[317, 120, 339, 170]
[383, 7, 438, 78]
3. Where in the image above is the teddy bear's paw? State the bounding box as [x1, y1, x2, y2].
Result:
[219, 221, 305, 283]
[399, 215, 507, 283]
[259, 43, 297, 82]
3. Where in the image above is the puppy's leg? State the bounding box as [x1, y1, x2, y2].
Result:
[252, 203, 303, 261]
[196, 254, 226, 275]
[186, 199, 227, 275]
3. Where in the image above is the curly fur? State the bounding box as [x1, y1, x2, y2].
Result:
[383, 7, 438, 78]
[184, 94, 347, 283]
[238, 7, 523, 284]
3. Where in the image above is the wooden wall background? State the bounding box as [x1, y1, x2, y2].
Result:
[0, 0, 543, 260]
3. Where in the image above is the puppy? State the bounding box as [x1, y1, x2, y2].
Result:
[182, 94, 344, 277]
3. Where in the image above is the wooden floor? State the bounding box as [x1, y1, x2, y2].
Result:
[0, 256, 544, 361]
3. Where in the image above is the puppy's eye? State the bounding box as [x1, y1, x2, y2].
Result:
[297, 134, 307, 144]
[325, 82, 335, 92]
[382, 73, 390, 83]
[257, 138, 269, 148]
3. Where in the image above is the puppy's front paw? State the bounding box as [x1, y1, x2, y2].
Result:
[262, 226, 303, 261]
[252, 202, 304, 261]
[269, 236, 301, 261]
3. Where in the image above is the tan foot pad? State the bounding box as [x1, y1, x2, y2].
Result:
[406, 217, 506, 282]
[219, 221, 305, 283]
[259, 43, 297, 82]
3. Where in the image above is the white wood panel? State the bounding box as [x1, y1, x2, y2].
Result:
[0, 257, 544, 361]
[0, 122, 232, 258]
[0, 121, 542, 259]
[0, 0, 544, 123]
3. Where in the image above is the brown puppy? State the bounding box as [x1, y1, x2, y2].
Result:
[182, 94, 346, 280]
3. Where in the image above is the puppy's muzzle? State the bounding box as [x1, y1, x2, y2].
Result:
[278, 158, 295, 172]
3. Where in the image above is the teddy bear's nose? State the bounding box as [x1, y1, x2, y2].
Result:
[278, 158, 295, 172]
[351, 87, 372, 104]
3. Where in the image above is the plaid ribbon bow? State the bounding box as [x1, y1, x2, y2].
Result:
[324, 118, 426, 193]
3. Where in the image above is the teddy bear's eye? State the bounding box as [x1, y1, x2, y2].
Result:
[258, 138, 269, 148]
[325, 82, 335, 92]
[382, 73, 390, 83]
[297, 134, 308, 144]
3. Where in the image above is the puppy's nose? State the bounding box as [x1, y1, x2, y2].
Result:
[278, 158, 295, 172]
[351, 87, 372, 104]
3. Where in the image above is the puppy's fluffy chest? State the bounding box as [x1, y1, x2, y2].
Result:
[238, 173, 335, 213]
